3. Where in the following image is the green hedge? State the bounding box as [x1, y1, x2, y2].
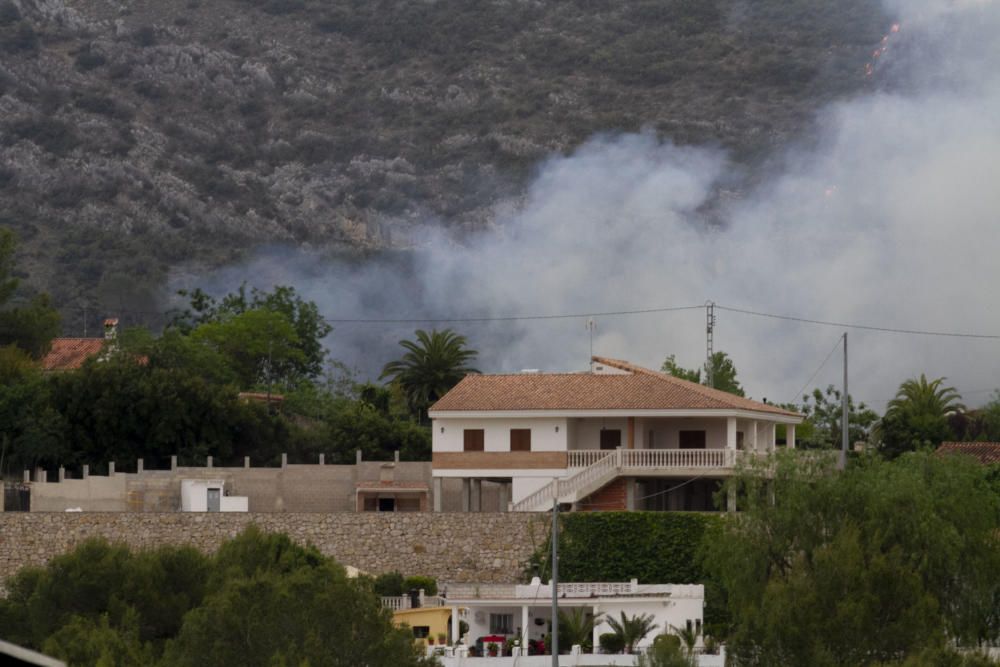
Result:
[529, 512, 721, 584]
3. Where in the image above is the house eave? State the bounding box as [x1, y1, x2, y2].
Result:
[428, 408, 802, 424]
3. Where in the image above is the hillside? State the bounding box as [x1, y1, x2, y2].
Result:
[0, 0, 889, 325]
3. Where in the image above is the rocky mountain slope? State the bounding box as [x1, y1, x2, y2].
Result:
[0, 0, 889, 323]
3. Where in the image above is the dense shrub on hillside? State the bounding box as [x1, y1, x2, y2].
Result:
[0, 527, 434, 667]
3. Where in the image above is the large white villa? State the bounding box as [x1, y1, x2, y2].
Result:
[429, 356, 803, 512]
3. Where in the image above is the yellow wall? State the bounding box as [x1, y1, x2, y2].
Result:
[393, 607, 453, 645]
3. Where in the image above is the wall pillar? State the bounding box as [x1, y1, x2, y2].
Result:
[592, 605, 601, 653]
[170, 455, 177, 471]
[787, 424, 796, 450]
[207, 456, 213, 468]
[521, 605, 529, 645]
[137, 458, 144, 474]
[244, 456, 250, 468]
[281, 453, 288, 469]
[58, 467, 65, 482]
[625, 478, 636, 511]
[319, 453, 325, 465]
[108, 462, 115, 476]
[470, 479, 482, 512]
[23, 469, 29, 483]
[461, 479, 471, 512]
[433, 478, 443, 512]
[497, 481, 509, 512]
[451, 606, 461, 645]
[82, 465, 89, 479]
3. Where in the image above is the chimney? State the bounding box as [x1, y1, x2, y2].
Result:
[103, 318, 119, 341]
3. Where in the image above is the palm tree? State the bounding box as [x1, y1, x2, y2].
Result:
[379, 329, 478, 421]
[605, 611, 658, 654]
[558, 608, 602, 653]
[886, 374, 964, 416]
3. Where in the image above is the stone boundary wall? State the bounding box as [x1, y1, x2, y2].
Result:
[0, 512, 549, 586]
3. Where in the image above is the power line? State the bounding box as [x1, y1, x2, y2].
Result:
[716, 305, 1000, 340]
[321, 305, 705, 324]
[786, 336, 844, 404]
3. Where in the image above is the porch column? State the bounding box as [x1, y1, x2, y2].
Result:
[749, 421, 758, 452]
[470, 479, 482, 512]
[521, 605, 529, 645]
[625, 478, 637, 510]
[451, 606, 460, 645]
[461, 478, 471, 512]
[727, 486, 737, 512]
[433, 477, 443, 512]
[726, 417, 737, 450]
[787, 424, 796, 449]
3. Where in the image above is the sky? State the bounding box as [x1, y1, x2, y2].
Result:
[173, 0, 1000, 411]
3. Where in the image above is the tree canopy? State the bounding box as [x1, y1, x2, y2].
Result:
[878, 375, 965, 459]
[661, 351, 744, 396]
[0, 526, 435, 667]
[0, 229, 60, 359]
[701, 451, 1000, 665]
[380, 328, 478, 420]
[781, 384, 879, 450]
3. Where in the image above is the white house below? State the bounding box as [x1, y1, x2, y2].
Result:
[180, 479, 248, 512]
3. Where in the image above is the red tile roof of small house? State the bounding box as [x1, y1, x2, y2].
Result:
[429, 355, 799, 417]
[936, 442, 1000, 465]
[40, 338, 106, 371]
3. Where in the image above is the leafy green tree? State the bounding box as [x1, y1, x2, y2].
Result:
[0, 229, 60, 358]
[171, 284, 331, 382]
[782, 385, 879, 450]
[190, 308, 305, 389]
[702, 451, 1000, 664]
[661, 351, 744, 396]
[380, 328, 478, 421]
[558, 607, 602, 653]
[878, 375, 964, 459]
[605, 611, 658, 654]
[0, 527, 436, 667]
[661, 355, 701, 383]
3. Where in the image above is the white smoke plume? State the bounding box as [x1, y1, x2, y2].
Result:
[173, 0, 1000, 410]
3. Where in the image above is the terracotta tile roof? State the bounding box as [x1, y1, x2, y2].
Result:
[937, 442, 1000, 465]
[429, 355, 799, 417]
[40, 338, 106, 371]
[355, 481, 429, 491]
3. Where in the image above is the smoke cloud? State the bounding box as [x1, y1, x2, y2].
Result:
[172, 0, 1000, 410]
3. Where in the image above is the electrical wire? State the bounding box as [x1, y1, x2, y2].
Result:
[715, 305, 1000, 340]
[321, 305, 704, 324]
[785, 336, 844, 405]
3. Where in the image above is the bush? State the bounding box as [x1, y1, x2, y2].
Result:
[599, 633, 624, 654]
[74, 49, 106, 71]
[5, 117, 79, 156]
[402, 575, 437, 596]
[1, 22, 37, 53]
[372, 571, 404, 596]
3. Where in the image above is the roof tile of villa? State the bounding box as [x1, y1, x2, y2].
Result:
[429, 356, 798, 416]
[40, 338, 106, 371]
[937, 442, 1000, 464]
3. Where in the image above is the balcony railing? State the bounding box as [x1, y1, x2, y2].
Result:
[567, 448, 735, 469]
[381, 595, 447, 610]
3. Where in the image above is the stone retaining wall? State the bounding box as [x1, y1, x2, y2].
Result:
[0, 512, 549, 585]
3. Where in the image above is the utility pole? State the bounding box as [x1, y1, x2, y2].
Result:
[705, 301, 716, 388]
[587, 318, 596, 364]
[840, 332, 848, 470]
[551, 485, 559, 665]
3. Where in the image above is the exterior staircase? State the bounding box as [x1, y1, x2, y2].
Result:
[510, 448, 739, 512]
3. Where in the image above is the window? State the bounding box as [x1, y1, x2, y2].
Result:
[412, 626, 430, 639]
[679, 430, 706, 449]
[463, 429, 485, 452]
[490, 613, 514, 634]
[510, 429, 531, 452]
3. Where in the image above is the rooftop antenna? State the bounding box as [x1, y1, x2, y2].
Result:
[705, 301, 716, 388]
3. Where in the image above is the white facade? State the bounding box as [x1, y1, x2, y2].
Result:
[180, 479, 248, 512]
[435, 579, 704, 657]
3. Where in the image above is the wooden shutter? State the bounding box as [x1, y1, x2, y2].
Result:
[510, 429, 531, 452]
[463, 429, 485, 452]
